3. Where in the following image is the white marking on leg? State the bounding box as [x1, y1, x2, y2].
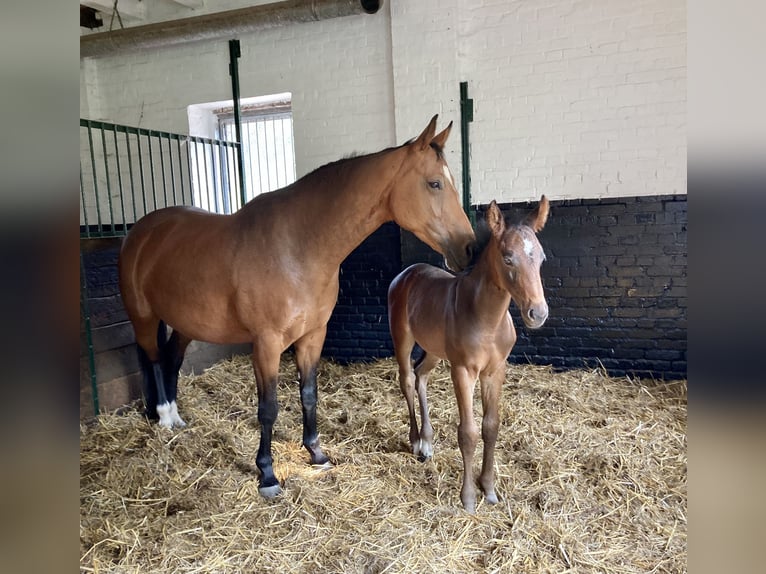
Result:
[156, 402, 173, 428]
[169, 400, 186, 428]
[420, 440, 433, 459]
[157, 401, 186, 428]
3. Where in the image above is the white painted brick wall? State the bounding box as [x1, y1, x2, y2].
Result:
[458, 0, 686, 203]
[81, 0, 686, 208]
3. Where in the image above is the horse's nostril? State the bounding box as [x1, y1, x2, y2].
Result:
[466, 242, 477, 263]
[528, 308, 535, 320]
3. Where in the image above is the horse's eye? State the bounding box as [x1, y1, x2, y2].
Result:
[428, 180, 442, 190]
[503, 255, 514, 266]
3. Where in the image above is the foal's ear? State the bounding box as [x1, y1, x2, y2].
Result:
[431, 121, 453, 150]
[486, 200, 505, 237]
[413, 115, 439, 152]
[523, 195, 550, 233]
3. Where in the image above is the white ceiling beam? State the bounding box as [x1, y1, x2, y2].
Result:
[168, 0, 205, 8]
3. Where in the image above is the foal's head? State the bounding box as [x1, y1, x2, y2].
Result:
[486, 197, 550, 329]
[388, 115, 476, 272]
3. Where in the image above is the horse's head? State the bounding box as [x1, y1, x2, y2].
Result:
[389, 115, 476, 272]
[486, 197, 550, 329]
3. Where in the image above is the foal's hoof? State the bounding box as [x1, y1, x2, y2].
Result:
[414, 439, 433, 462]
[258, 483, 283, 499]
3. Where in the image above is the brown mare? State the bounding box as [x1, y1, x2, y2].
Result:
[118, 115, 476, 498]
[387, 197, 550, 513]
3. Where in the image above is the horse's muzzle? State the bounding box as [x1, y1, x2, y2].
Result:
[444, 239, 477, 272]
[522, 302, 549, 329]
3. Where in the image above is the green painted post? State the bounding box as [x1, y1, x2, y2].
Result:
[229, 39, 247, 210]
[460, 81, 476, 227]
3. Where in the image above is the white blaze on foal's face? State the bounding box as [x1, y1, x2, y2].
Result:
[523, 237, 535, 259]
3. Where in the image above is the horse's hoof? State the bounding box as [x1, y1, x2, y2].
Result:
[484, 491, 499, 505]
[258, 483, 283, 499]
[312, 460, 334, 471]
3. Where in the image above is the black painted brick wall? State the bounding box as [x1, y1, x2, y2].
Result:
[485, 195, 687, 379]
[322, 222, 401, 363]
[82, 195, 686, 382]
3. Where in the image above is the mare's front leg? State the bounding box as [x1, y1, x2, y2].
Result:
[451, 364, 480, 513]
[252, 336, 284, 498]
[478, 364, 505, 505]
[294, 327, 331, 468]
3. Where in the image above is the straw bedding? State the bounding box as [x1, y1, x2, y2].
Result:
[80, 354, 686, 573]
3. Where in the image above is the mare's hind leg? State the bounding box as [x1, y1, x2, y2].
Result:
[133, 319, 186, 428]
[477, 364, 505, 505]
[294, 326, 331, 468]
[158, 327, 192, 428]
[413, 351, 439, 460]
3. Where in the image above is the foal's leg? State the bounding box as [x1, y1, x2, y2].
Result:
[294, 327, 331, 468]
[392, 333, 420, 456]
[413, 351, 439, 460]
[451, 364, 480, 513]
[252, 335, 284, 498]
[159, 328, 192, 428]
[478, 364, 505, 505]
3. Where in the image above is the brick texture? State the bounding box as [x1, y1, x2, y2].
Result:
[483, 195, 687, 379]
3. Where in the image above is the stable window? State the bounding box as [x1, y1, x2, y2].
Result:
[218, 99, 296, 201]
[187, 93, 296, 212]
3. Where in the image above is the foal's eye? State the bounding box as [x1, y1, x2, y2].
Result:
[428, 180, 442, 190]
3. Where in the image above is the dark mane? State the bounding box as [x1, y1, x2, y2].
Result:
[303, 142, 406, 180]
[429, 142, 444, 160]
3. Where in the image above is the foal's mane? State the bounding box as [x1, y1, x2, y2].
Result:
[457, 208, 527, 275]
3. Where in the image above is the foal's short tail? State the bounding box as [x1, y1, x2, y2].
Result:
[412, 345, 427, 370]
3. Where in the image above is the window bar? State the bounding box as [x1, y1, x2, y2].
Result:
[202, 142, 217, 213]
[147, 133, 158, 212]
[80, 165, 90, 238]
[232, 143, 242, 210]
[112, 127, 127, 234]
[215, 141, 227, 213]
[99, 126, 116, 236]
[176, 137, 187, 206]
[158, 131, 169, 208]
[136, 131, 148, 218]
[125, 130, 139, 225]
[85, 121, 103, 235]
[273, 118, 280, 189]
[280, 117, 287, 188]
[192, 138, 203, 210]
[167, 133, 178, 207]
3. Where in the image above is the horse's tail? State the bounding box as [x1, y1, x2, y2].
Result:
[157, 320, 169, 350]
[412, 344, 427, 370]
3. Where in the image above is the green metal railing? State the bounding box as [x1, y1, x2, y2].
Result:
[80, 118, 243, 238]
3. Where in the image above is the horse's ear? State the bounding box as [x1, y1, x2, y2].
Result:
[431, 121, 453, 149]
[486, 200, 505, 237]
[523, 195, 550, 232]
[413, 115, 439, 151]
